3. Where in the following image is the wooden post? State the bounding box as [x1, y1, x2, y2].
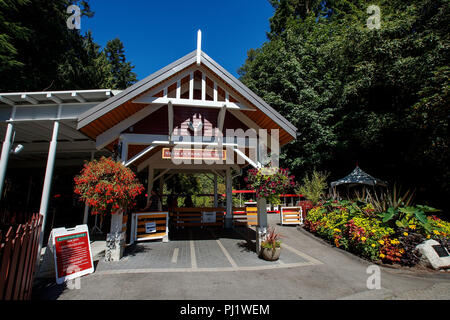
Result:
[225, 167, 232, 228]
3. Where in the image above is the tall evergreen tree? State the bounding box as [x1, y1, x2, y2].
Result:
[105, 38, 137, 90]
[240, 0, 450, 210]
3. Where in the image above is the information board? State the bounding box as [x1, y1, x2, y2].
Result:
[51, 225, 94, 284]
[202, 211, 216, 223]
[145, 222, 156, 233]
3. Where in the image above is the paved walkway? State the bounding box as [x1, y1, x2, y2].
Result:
[94, 227, 321, 275]
[33, 214, 450, 300]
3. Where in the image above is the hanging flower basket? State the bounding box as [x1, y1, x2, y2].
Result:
[245, 167, 296, 205]
[74, 157, 145, 216]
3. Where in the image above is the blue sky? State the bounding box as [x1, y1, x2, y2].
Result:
[82, 1, 274, 81]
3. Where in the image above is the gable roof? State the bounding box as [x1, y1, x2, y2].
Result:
[77, 50, 297, 145]
[331, 166, 388, 187]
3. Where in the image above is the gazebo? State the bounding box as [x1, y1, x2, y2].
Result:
[330, 165, 387, 199]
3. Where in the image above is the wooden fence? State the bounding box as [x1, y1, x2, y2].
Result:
[0, 213, 43, 300]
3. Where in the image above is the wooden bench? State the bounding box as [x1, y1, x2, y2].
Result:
[280, 207, 303, 225]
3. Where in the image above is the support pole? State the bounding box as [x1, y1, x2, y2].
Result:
[225, 167, 233, 228]
[37, 119, 60, 266]
[0, 122, 14, 197]
[82, 151, 95, 224]
[147, 167, 154, 207]
[256, 197, 268, 256]
[213, 174, 218, 207]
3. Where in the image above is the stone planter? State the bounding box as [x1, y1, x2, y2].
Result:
[260, 247, 281, 261]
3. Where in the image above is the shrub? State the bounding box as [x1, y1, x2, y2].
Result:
[245, 167, 295, 205]
[304, 199, 449, 266]
[74, 157, 145, 216]
[296, 171, 329, 205]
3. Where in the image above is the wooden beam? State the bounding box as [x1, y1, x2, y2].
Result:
[95, 105, 163, 149]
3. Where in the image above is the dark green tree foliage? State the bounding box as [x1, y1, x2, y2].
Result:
[0, 0, 29, 73]
[239, 0, 449, 210]
[105, 38, 137, 89]
[0, 0, 136, 91]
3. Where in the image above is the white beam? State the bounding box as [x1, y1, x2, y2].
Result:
[38, 120, 60, 265]
[21, 94, 39, 105]
[189, 72, 194, 100]
[46, 93, 63, 104]
[202, 73, 206, 101]
[213, 82, 218, 101]
[120, 134, 170, 145]
[0, 96, 15, 106]
[0, 123, 14, 196]
[124, 144, 157, 167]
[134, 97, 254, 111]
[196, 30, 202, 65]
[176, 80, 181, 100]
[233, 148, 259, 169]
[72, 92, 86, 103]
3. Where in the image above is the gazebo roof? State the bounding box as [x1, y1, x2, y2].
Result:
[330, 166, 387, 188]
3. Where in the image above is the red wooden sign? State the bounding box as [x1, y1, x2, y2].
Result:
[162, 148, 226, 160]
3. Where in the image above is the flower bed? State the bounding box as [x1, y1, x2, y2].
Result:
[304, 200, 450, 266]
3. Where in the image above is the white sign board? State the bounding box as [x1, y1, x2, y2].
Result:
[145, 222, 156, 233]
[51, 224, 94, 285]
[202, 212, 216, 223]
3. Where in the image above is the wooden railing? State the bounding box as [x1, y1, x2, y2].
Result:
[170, 205, 263, 228]
[172, 207, 226, 227]
[0, 213, 43, 300]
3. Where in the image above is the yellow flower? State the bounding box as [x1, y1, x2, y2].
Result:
[427, 235, 431, 239]
[379, 253, 385, 258]
[433, 230, 440, 235]
[403, 232, 408, 236]
[361, 237, 366, 241]
[399, 249, 405, 254]
[333, 228, 341, 233]
[371, 244, 376, 248]
[378, 240, 384, 245]
[409, 225, 416, 230]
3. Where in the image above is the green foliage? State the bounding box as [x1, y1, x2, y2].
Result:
[239, 0, 450, 211]
[296, 170, 329, 205]
[105, 38, 137, 89]
[378, 204, 440, 233]
[305, 199, 449, 265]
[261, 227, 282, 249]
[0, 0, 136, 91]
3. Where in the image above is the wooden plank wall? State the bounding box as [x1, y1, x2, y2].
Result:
[0, 214, 43, 300]
[280, 207, 302, 225]
[135, 213, 168, 241]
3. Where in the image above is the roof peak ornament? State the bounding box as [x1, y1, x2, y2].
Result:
[196, 29, 202, 66]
